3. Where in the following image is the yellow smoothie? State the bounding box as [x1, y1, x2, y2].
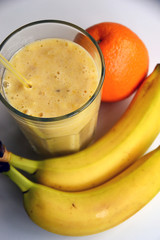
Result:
[3, 38, 98, 118]
[3, 38, 101, 156]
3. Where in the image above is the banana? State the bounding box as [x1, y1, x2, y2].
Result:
[1, 64, 160, 192]
[1, 146, 160, 236]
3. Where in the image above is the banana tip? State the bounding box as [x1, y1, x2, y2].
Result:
[0, 141, 5, 158]
[0, 162, 10, 173]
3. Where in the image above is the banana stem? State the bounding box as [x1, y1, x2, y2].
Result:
[10, 154, 39, 174]
[0, 141, 39, 174]
[4, 165, 33, 193]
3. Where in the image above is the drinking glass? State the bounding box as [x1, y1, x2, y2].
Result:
[0, 20, 105, 156]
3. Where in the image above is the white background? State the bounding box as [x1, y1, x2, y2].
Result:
[0, 0, 160, 239]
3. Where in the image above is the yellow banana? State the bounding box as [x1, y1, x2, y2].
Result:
[1, 146, 160, 236]
[1, 64, 160, 191]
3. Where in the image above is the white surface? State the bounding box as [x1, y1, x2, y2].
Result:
[0, 0, 160, 239]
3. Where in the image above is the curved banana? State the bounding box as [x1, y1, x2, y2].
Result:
[1, 64, 160, 191]
[1, 146, 160, 236]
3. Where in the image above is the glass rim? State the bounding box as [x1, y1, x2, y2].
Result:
[0, 19, 105, 122]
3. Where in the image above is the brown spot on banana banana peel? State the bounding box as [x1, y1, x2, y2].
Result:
[72, 203, 77, 208]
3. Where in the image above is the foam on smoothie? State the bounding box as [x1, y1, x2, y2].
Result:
[3, 38, 98, 118]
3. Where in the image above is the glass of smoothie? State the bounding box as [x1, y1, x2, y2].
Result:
[0, 20, 105, 156]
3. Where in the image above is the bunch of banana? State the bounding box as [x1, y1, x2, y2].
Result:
[0, 145, 160, 236]
[1, 65, 160, 191]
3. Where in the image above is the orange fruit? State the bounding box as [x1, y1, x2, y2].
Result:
[86, 22, 149, 102]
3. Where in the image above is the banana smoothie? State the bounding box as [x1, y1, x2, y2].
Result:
[2, 38, 102, 155]
[3, 38, 98, 118]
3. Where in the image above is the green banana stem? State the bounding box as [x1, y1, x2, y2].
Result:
[4, 165, 33, 193]
[0, 141, 39, 174]
[9, 154, 39, 174]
